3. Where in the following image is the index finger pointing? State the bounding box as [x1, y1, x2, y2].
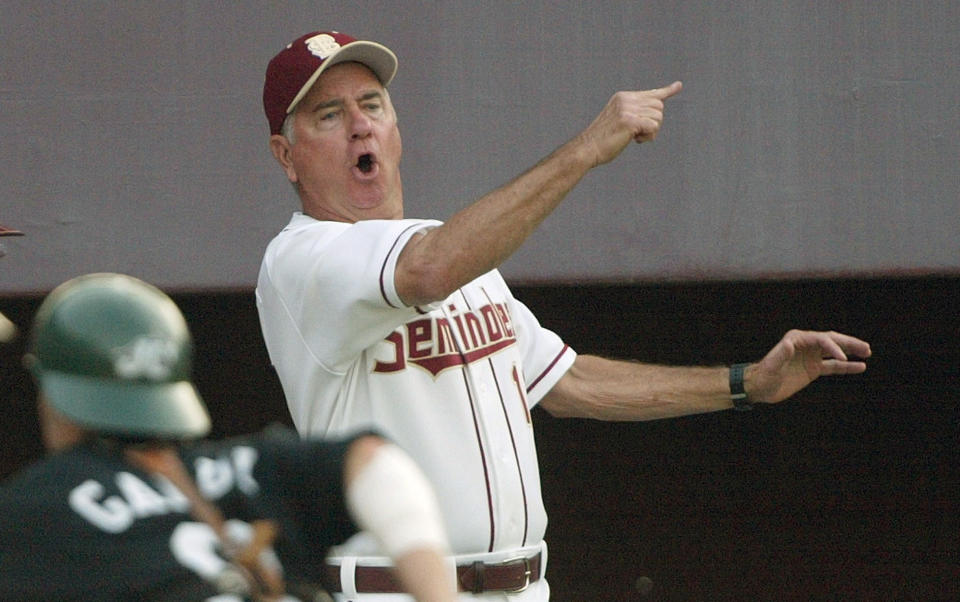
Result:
[649, 80, 683, 100]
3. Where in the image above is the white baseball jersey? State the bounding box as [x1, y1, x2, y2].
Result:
[256, 212, 575, 598]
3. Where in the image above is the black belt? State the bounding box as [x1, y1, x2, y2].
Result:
[325, 552, 541, 594]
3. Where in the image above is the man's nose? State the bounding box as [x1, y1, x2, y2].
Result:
[348, 107, 373, 139]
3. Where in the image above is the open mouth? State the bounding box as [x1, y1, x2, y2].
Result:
[357, 153, 374, 174]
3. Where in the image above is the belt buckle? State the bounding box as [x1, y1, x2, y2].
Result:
[500, 556, 532, 593]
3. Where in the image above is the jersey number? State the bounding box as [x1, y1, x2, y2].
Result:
[170, 520, 296, 602]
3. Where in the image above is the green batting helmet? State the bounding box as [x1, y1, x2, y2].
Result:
[25, 273, 211, 439]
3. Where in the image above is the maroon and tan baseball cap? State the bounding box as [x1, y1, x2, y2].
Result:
[263, 30, 398, 135]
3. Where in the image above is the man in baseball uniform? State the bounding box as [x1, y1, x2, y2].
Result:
[255, 30, 872, 600]
[0, 273, 456, 602]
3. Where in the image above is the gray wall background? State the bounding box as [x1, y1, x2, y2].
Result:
[2, 1, 957, 294]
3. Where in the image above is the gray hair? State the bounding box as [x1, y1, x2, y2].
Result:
[280, 111, 296, 145]
[277, 111, 301, 196]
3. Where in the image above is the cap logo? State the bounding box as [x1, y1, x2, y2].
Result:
[113, 336, 179, 381]
[305, 33, 341, 60]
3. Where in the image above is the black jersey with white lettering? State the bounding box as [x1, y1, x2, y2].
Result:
[0, 427, 362, 601]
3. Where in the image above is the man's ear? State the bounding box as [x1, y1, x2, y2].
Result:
[269, 135, 298, 183]
[37, 395, 87, 452]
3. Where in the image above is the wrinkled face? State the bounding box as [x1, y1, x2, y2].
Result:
[273, 62, 404, 222]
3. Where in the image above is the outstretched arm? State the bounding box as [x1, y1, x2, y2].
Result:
[539, 330, 872, 421]
[396, 82, 683, 306]
[344, 436, 456, 602]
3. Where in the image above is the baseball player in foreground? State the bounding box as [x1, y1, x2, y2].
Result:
[255, 30, 872, 600]
[0, 273, 456, 602]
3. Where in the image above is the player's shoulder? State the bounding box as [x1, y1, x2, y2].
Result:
[0, 444, 114, 513]
[178, 427, 285, 459]
[270, 212, 349, 246]
[181, 424, 356, 462]
[179, 425, 382, 493]
[265, 217, 442, 273]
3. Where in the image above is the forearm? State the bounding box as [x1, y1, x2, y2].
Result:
[393, 549, 456, 602]
[345, 438, 455, 600]
[540, 354, 736, 421]
[444, 139, 595, 268]
[396, 138, 595, 305]
[541, 330, 872, 421]
[396, 83, 682, 306]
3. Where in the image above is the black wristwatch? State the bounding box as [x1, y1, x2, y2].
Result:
[729, 363, 753, 411]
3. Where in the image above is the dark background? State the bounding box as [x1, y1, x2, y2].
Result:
[3, 276, 957, 601]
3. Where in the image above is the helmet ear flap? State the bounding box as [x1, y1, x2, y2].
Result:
[27, 273, 210, 440]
